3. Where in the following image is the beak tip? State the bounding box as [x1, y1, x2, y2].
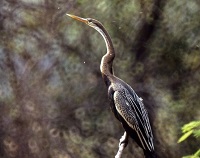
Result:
[66, 13, 72, 17]
[66, 14, 88, 24]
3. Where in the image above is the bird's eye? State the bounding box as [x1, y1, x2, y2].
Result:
[87, 19, 93, 24]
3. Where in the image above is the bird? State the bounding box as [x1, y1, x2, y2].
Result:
[67, 14, 156, 158]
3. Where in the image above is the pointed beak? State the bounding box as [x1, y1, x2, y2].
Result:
[66, 14, 88, 24]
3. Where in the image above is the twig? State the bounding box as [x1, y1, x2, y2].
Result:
[115, 131, 129, 158]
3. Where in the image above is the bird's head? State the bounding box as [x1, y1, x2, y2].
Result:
[66, 14, 102, 31]
[67, 14, 115, 76]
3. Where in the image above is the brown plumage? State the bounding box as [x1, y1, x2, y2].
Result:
[67, 14, 156, 158]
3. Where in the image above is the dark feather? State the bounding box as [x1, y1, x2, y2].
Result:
[110, 79, 154, 152]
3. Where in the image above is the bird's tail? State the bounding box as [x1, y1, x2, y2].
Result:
[144, 150, 157, 158]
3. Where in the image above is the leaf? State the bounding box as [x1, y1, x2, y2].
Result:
[182, 121, 200, 133]
[194, 149, 200, 157]
[182, 150, 200, 158]
[183, 156, 192, 158]
[178, 130, 193, 143]
[193, 130, 200, 138]
[182, 156, 192, 158]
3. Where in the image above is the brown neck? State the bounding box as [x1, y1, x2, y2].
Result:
[95, 23, 115, 77]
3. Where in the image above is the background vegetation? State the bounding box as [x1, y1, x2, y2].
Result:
[178, 121, 200, 158]
[0, 0, 199, 157]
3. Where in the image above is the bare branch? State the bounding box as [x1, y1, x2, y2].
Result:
[115, 132, 129, 158]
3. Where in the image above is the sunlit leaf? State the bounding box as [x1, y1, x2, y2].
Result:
[193, 130, 200, 138]
[183, 156, 192, 158]
[178, 130, 193, 143]
[182, 149, 200, 158]
[194, 149, 200, 157]
[182, 121, 200, 133]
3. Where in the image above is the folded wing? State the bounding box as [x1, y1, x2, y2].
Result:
[113, 88, 154, 152]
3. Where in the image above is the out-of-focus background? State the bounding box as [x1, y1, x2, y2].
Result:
[0, 0, 200, 158]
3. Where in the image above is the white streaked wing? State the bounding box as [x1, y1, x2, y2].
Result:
[114, 89, 154, 151]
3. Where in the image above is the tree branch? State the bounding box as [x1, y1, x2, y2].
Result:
[115, 132, 129, 158]
[132, 0, 166, 62]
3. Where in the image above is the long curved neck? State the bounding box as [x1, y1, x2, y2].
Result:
[94, 24, 115, 78]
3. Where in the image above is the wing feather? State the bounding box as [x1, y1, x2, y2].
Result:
[113, 88, 154, 151]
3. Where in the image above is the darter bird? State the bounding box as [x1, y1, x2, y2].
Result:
[67, 14, 156, 158]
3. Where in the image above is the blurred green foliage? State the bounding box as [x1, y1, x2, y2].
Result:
[0, 0, 199, 158]
[178, 121, 200, 158]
